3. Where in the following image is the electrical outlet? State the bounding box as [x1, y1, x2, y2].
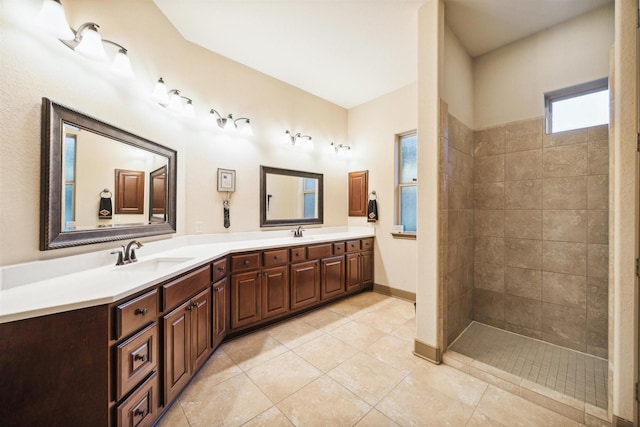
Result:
[195, 221, 203, 233]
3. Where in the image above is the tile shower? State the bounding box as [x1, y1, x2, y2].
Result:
[440, 101, 609, 408]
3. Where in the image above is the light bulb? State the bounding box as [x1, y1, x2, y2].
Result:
[74, 24, 107, 61]
[36, 0, 74, 40]
[168, 91, 183, 113]
[110, 49, 134, 78]
[224, 114, 236, 131]
[152, 78, 169, 105]
[183, 100, 196, 118]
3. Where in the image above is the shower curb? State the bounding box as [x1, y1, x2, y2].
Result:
[443, 350, 610, 426]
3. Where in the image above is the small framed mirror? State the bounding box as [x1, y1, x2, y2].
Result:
[41, 98, 177, 250]
[260, 165, 324, 227]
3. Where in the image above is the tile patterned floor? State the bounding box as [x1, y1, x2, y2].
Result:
[449, 322, 608, 410]
[157, 292, 584, 426]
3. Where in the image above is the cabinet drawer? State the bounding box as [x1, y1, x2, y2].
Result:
[115, 290, 158, 340]
[116, 371, 158, 427]
[162, 265, 211, 311]
[213, 257, 228, 283]
[231, 252, 261, 272]
[333, 242, 346, 255]
[345, 240, 360, 253]
[115, 322, 158, 401]
[307, 243, 332, 259]
[263, 249, 289, 267]
[361, 238, 374, 251]
[290, 247, 307, 263]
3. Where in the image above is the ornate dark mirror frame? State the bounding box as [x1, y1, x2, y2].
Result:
[40, 98, 177, 250]
[260, 165, 324, 227]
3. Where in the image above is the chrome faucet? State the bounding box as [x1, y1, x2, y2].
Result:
[110, 240, 143, 266]
[292, 226, 304, 238]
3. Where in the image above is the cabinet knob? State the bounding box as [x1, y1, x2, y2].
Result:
[244, 260, 250, 265]
[218, 267, 225, 272]
[134, 308, 148, 316]
[134, 354, 148, 362]
[295, 252, 300, 257]
[134, 408, 148, 418]
[274, 256, 279, 260]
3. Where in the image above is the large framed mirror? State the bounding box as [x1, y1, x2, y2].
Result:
[260, 165, 323, 227]
[41, 98, 177, 250]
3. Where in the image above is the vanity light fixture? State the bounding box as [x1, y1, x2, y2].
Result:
[234, 117, 254, 136]
[330, 142, 351, 153]
[36, 0, 135, 78]
[209, 109, 236, 131]
[285, 130, 313, 146]
[152, 79, 196, 117]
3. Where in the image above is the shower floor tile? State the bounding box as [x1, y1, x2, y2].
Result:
[449, 322, 608, 409]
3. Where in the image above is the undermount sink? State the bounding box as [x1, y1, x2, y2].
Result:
[113, 257, 195, 272]
[291, 235, 315, 241]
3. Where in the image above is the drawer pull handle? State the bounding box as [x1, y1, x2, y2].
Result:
[216, 287, 223, 293]
[295, 252, 300, 256]
[244, 260, 250, 265]
[134, 308, 148, 316]
[274, 256, 279, 260]
[134, 354, 148, 362]
[217, 267, 225, 272]
[134, 408, 148, 418]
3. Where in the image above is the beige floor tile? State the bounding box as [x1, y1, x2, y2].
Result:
[192, 348, 243, 387]
[327, 298, 373, 318]
[245, 351, 322, 403]
[376, 375, 476, 426]
[277, 376, 371, 426]
[180, 374, 273, 427]
[241, 406, 294, 426]
[329, 320, 386, 350]
[155, 402, 190, 427]
[474, 385, 582, 427]
[355, 409, 400, 426]
[375, 298, 416, 321]
[465, 411, 508, 427]
[364, 334, 421, 375]
[389, 318, 416, 342]
[354, 309, 413, 334]
[222, 330, 289, 371]
[409, 362, 488, 407]
[328, 352, 407, 406]
[293, 333, 360, 372]
[299, 307, 351, 332]
[267, 317, 325, 349]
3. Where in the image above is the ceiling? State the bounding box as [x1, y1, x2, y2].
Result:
[153, 0, 612, 109]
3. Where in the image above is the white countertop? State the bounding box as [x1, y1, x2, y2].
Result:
[0, 227, 374, 324]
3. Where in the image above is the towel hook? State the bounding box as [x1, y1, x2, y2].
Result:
[100, 188, 113, 198]
[368, 191, 377, 201]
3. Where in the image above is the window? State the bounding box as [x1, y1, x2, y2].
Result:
[396, 131, 417, 233]
[302, 177, 316, 218]
[545, 78, 609, 133]
[62, 132, 77, 230]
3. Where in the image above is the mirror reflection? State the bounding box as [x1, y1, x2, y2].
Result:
[260, 166, 323, 227]
[61, 124, 169, 231]
[41, 98, 177, 250]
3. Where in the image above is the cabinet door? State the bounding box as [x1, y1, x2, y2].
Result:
[191, 287, 212, 373]
[321, 256, 345, 300]
[361, 250, 373, 285]
[213, 278, 229, 349]
[261, 266, 289, 319]
[348, 170, 368, 216]
[290, 260, 320, 310]
[163, 301, 191, 404]
[231, 271, 261, 329]
[345, 253, 361, 291]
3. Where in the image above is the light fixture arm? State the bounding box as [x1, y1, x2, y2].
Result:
[102, 38, 128, 54]
[59, 22, 100, 50]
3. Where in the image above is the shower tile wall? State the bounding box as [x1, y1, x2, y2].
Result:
[440, 101, 475, 347]
[472, 118, 608, 358]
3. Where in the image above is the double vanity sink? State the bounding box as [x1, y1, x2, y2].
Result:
[0, 227, 374, 427]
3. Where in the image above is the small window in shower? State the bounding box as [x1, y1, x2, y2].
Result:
[545, 78, 609, 133]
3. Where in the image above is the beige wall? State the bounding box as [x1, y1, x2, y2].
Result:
[474, 4, 614, 130]
[0, 0, 349, 265]
[443, 25, 474, 128]
[347, 83, 417, 294]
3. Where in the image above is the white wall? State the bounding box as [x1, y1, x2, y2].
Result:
[474, 4, 614, 129]
[347, 83, 417, 294]
[0, 0, 349, 265]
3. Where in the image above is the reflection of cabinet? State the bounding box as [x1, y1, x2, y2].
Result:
[115, 169, 145, 214]
[163, 287, 212, 404]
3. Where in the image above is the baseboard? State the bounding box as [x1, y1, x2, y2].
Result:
[613, 416, 634, 427]
[373, 283, 416, 302]
[413, 338, 441, 364]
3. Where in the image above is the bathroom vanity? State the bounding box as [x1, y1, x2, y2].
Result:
[0, 232, 373, 427]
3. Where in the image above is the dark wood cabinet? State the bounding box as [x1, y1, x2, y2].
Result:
[346, 252, 362, 291]
[321, 255, 345, 300]
[163, 287, 212, 405]
[348, 170, 368, 216]
[290, 260, 320, 310]
[361, 250, 373, 285]
[213, 277, 229, 348]
[262, 265, 289, 319]
[346, 241, 374, 292]
[115, 169, 145, 215]
[231, 270, 262, 329]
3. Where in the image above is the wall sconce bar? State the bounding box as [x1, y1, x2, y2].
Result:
[330, 142, 351, 153]
[285, 130, 312, 146]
